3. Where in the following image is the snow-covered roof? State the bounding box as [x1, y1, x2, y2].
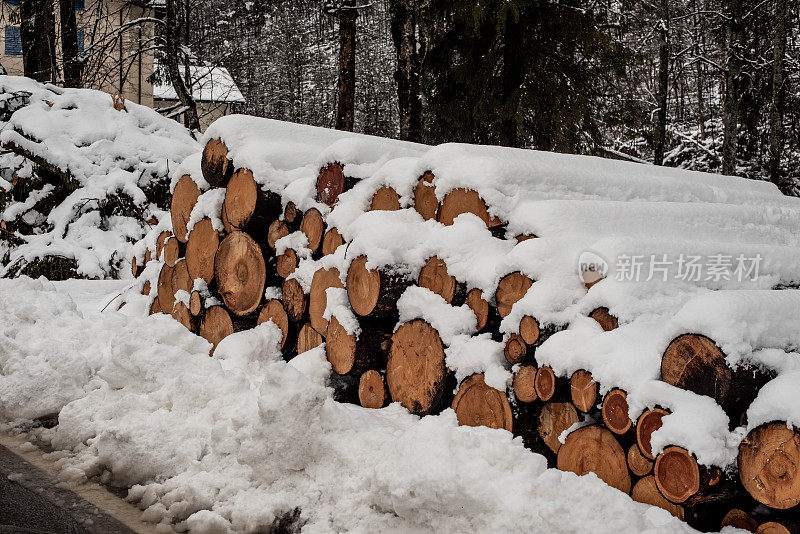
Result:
[153, 63, 245, 104]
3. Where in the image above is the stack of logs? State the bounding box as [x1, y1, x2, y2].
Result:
[131, 137, 800, 534]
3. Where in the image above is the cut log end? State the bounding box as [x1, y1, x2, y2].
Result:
[387, 319, 447, 415]
[637, 408, 670, 460]
[557, 425, 632, 494]
[155, 230, 170, 258]
[418, 256, 457, 303]
[201, 138, 233, 187]
[738, 422, 800, 510]
[171, 301, 194, 332]
[156, 263, 175, 315]
[267, 220, 289, 251]
[325, 315, 357, 375]
[223, 168, 260, 230]
[282, 277, 307, 322]
[358, 370, 387, 409]
[538, 402, 579, 454]
[186, 218, 219, 284]
[504, 334, 527, 365]
[164, 236, 180, 268]
[654, 446, 701, 504]
[495, 272, 533, 318]
[189, 290, 202, 316]
[276, 248, 298, 279]
[512, 365, 538, 403]
[309, 267, 344, 335]
[590, 307, 619, 331]
[284, 201, 300, 224]
[720, 509, 758, 533]
[199, 305, 234, 355]
[413, 172, 438, 221]
[317, 162, 347, 206]
[370, 186, 400, 211]
[214, 231, 266, 316]
[602, 388, 632, 435]
[437, 188, 502, 228]
[466, 288, 490, 331]
[756, 522, 797, 534]
[570, 370, 597, 413]
[631, 476, 685, 520]
[297, 323, 324, 354]
[452, 374, 513, 432]
[322, 227, 344, 256]
[534, 366, 557, 402]
[519, 315, 540, 346]
[300, 208, 324, 253]
[257, 299, 290, 348]
[661, 333, 731, 405]
[346, 256, 381, 317]
[628, 443, 654, 477]
[170, 174, 201, 243]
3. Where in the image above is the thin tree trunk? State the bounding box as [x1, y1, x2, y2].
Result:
[389, 0, 421, 142]
[165, 0, 201, 132]
[20, 0, 57, 83]
[768, 0, 789, 193]
[653, 0, 669, 166]
[60, 0, 81, 87]
[721, 0, 743, 176]
[336, 0, 357, 131]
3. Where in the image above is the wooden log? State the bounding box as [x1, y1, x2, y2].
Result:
[557, 425, 632, 494]
[282, 278, 307, 322]
[720, 509, 758, 532]
[201, 138, 234, 187]
[145, 249, 152, 264]
[300, 208, 324, 255]
[346, 255, 411, 318]
[276, 248, 298, 279]
[738, 422, 800, 510]
[504, 334, 528, 365]
[149, 298, 161, 315]
[636, 407, 670, 460]
[512, 365, 538, 403]
[189, 290, 202, 316]
[516, 234, 537, 243]
[309, 267, 344, 336]
[199, 305, 234, 355]
[223, 169, 282, 240]
[257, 299, 294, 350]
[570, 370, 598, 413]
[156, 263, 175, 314]
[185, 218, 219, 284]
[590, 307, 619, 331]
[413, 171, 438, 220]
[466, 288, 500, 334]
[141, 280, 151, 296]
[662, 333, 772, 420]
[519, 315, 540, 345]
[283, 201, 302, 231]
[631, 475, 685, 519]
[538, 402, 579, 455]
[297, 323, 324, 354]
[535, 366, 568, 402]
[452, 374, 513, 432]
[370, 186, 400, 211]
[163, 235, 181, 268]
[214, 231, 266, 316]
[602, 388, 633, 435]
[417, 256, 466, 305]
[170, 174, 201, 243]
[495, 272, 533, 318]
[155, 230, 170, 258]
[628, 443, 654, 477]
[358, 370, 388, 409]
[326, 315, 389, 376]
[757, 521, 800, 534]
[386, 319, 449, 415]
[171, 258, 192, 295]
[171, 301, 195, 332]
[317, 162, 357, 207]
[436, 188, 503, 231]
[267, 220, 289, 252]
[131, 255, 140, 277]
[322, 227, 344, 256]
[654, 446, 722, 504]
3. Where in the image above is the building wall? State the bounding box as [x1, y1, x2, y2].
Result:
[0, 0, 154, 106]
[154, 98, 234, 132]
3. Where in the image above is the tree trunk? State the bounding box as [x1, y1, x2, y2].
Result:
[653, 0, 670, 166]
[389, 0, 421, 142]
[165, 0, 201, 132]
[768, 0, 789, 193]
[59, 0, 81, 87]
[336, 0, 357, 131]
[721, 0, 743, 176]
[21, 0, 57, 83]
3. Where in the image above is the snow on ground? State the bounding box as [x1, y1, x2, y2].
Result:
[0, 277, 701, 534]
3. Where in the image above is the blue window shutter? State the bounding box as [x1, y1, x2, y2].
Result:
[75, 0, 84, 9]
[4, 0, 21, 6]
[4, 26, 21, 56]
[77, 30, 84, 54]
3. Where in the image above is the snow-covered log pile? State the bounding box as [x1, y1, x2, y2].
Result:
[124, 114, 800, 533]
[0, 76, 199, 279]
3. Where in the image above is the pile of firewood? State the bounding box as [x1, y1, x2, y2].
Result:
[130, 133, 800, 534]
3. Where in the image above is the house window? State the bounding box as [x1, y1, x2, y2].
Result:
[4, 0, 20, 6]
[77, 30, 84, 54]
[4, 26, 21, 56]
[75, 0, 84, 9]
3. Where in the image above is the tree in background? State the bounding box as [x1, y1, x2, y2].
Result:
[20, 0, 58, 83]
[768, 0, 789, 193]
[389, 0, 421, 142]
[652, 0, 670, 166]
[59, 0, 81, 87]
[164, 0, 200, 132]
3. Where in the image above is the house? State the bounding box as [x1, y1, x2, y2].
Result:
[0, 0, 243, 130]
[153, 62, 245, 131]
